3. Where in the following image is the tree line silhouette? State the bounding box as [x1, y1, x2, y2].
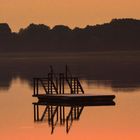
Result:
[0, 18, 140, 52]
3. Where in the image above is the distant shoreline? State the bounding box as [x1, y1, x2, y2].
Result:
[1, 18, 140, 52]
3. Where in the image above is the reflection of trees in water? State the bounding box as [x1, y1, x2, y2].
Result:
[33, 103, 84, 134]
[1, 59, 140, 91]
[88, 80, 140, 92]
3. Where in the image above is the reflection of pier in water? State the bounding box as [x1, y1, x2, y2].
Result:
[33, 101, 115, 134]
[33, 103, 84, 134]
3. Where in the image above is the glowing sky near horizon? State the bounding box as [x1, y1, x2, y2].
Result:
[0, 0, 140, 32]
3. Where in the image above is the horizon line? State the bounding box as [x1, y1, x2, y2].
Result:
[1, 17, 140, 33]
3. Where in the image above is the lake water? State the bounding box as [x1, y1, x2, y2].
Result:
[0, 78, 140, 140]
[0, 53, 140, 140]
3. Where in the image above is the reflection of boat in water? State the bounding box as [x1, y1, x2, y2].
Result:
[32, 66, 115, 133]
[33, 101, 115, 134]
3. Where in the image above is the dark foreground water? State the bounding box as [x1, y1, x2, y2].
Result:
[0, 52, 140, 140]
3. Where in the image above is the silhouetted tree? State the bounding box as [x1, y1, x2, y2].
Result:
[0, 23, 11, 34]
[1, 18, 140, 52]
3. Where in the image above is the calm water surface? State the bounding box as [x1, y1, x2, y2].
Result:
[0, 78, 140, 140]
[0, 53, 140, 140]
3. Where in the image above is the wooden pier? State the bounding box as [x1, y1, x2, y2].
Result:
[33, 65, 115, 104]
[32, 66, 115, 133]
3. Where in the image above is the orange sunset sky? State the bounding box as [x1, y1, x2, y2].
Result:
[0, 0, 140, 32]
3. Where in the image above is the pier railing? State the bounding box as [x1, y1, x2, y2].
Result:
[65, 65, 84, 94]
[33, 65, 84, 96]
[33, 73, 59, 96]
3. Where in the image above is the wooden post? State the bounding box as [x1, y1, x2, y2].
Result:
[50, 73, 53, 94]
[33, 78, 38, 96]
[34, 104, 36, 121]
[71, 77, 72, 94]
[66, 118, 68, 133]
[74, 78, 75, 94]
[77, 78, 78, 94]
[77, 107, 79, 117]
[56, 107, 59, 121]
[74, 107, 77, 119]
[71, 108, 73, 121]
[62, 74, 64, 94]
[59, 73, 64, 94]
[60, 106, 62, 124]
[36, 105, 39, 121]
[59, 74, 61, 94]
[51, 106, 53, 117]
[48, 73, 49, 94]
[56, 77, 58, 94]
[48, 106, 51, 124]
[48, 73, 53, 94]
[33, 78, 35, 96]
[63, 106, 65, 123]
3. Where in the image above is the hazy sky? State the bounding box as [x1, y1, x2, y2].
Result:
[0, 0, 140, 32]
